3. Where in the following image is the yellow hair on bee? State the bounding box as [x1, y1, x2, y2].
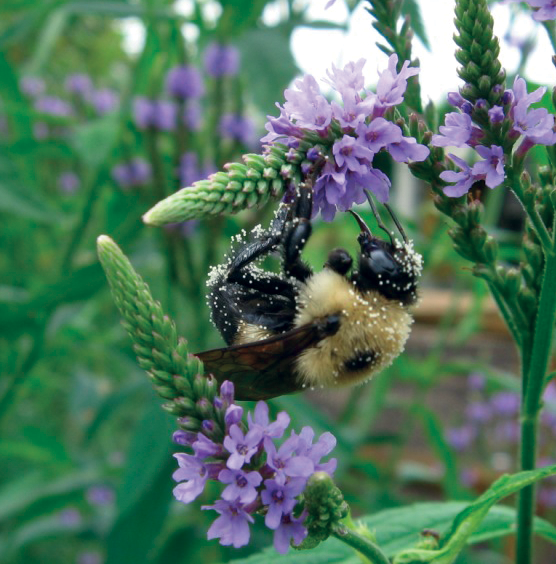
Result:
[293, 269, 413, 389]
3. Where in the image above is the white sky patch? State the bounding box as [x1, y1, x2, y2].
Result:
[119, 0, 555, 101]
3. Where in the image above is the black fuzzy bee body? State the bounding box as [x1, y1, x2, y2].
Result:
[197, 185, 422, 400]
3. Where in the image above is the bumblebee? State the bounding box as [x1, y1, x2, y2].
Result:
[196, 183, 422, 401]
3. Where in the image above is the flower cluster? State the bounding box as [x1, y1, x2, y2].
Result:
[262, 55, 429, 220]
[172, 381, 337, 553]
[111, 157, 152, 189]
[446, 373, 556, 508]
[433, 77, 556, 197]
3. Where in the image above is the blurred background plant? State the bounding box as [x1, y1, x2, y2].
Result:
[1, 0, 556, 563]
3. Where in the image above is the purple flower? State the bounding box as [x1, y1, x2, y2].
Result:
[472, 145, 505, 188]
[283, 74, 332, 131]
[272, 512, 308, 554]
[465, 401, 492, 423]
[112, 157, 151, 189]
[261, 477, 306, 529]
[86, 485, 114, 506]
[432, 112, 478, 148]
[225, 404, 244, 428]
[488, 106, 505, 124]
[58, 171, 80, 193]
[440, 154, 478, 197]
[333, 135, 373, 174]
[387, 136, 430, 163]
[219, 114, 255, 145]
[133, 98, 176, 130]
[203, 499, 254, 548]
[375, 54, 420, 112]
[325, 58, 366, 94]
[90, 88, 119, 115]
[172, 429, 197, 446]
[183, 99, 203, 130]
[264, 434, 314, 480]
[490, 391, 520, 416]
[294, 427, 337, 474]
[446, 425, 476, 452]
[224, 424, 263, 469]
[512, 99, 556, 144]
[166, 65, 205, 99]
[65, 73, 93, 96]
[193, 433, 223, 459]
[35, 96, 73, 117]
[524, 0, 556, 21]
[356, 118, 402, 152]
[247, 401, 290, 440]
[173, 453, 211, 503]
[219, 468, 262, 503]
[20, 76, 45, 97]
[204, 43, 240, 77]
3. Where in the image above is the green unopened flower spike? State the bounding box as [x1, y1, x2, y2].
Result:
[454, 0, 505, 106]
[143, 146, 303, 226]
[96, 235, 223, 440]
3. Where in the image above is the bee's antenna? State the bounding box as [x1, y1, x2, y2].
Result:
[364, 190, 394, 245]
[348, 209, 372, 236]
[384, 203, 409, 244]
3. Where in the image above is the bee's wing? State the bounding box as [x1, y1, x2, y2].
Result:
[196, 315, 339, 401]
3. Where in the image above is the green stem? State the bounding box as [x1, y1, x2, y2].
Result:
[60, 176, 101, 272]
[0, 323, 46, 424]
[516, 248, 556, 564]
[331, 523, 390, 564]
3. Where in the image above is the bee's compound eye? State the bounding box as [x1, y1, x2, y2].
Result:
[325, 248, 352, 275]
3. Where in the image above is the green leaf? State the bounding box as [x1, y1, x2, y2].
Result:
[0, 468, 102, 523]
[228, 501, 556, 564]
[394, 465, 556, 563]
[0, 182, 65, 223]
[401, 0, 429, 50]
[105, 400, 176, 564]
[70, 114, 120, 170]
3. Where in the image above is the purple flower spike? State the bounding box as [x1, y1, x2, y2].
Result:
[224, 424, 263, 469]
[90, 88, 119, 115]
[219, 468, 263, 503]
[261, 477, 306, 529]
[172, 453, 210, 503]
[490, 391, 520, 416]
[248, 401, 290, 439]
[446, 425, 476, 452]
[272, 512, 308, 554]
[65, 73, 93, 96]
[203, 499, 254, 548]
[204, 43, 240, 77]
[166, 65, 205, 99]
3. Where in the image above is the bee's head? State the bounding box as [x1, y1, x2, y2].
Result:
[350, 210, 421, 305]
